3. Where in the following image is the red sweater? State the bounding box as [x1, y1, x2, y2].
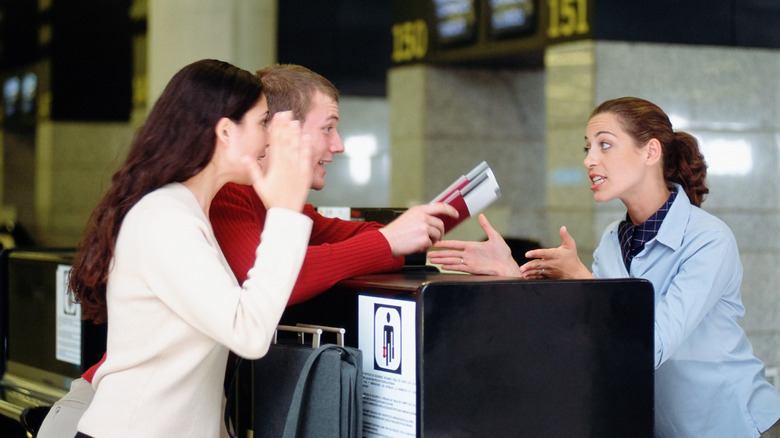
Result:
[83, 182, 404, 381]
[210, 183, 404, 304]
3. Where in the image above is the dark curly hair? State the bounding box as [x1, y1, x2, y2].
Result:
[591, 97, 709, 206]
[70, 59, 263, 323]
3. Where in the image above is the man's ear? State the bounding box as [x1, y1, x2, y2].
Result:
[214, 117, 233, 146]
[645, 138, 662, 166]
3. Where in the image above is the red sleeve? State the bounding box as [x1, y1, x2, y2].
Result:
[210, 183, 404, 305]
[82, 352, 106, 382]
[209, 183, 265, 288]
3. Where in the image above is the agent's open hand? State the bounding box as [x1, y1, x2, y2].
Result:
[429, 214, 522, 277]
[378, 203, 459, 257]
[245, 111, 312, 212]
[518, 226, 593, 280]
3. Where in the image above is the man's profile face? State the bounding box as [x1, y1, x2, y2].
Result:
[301, 90, 344, 190]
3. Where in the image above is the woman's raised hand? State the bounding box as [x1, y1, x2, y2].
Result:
[244, 111, 312, 212]
[518, 226, 593, 280]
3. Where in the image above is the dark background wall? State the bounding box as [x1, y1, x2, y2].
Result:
[593, 0, 780, 48]
[278, 0, 392, 96]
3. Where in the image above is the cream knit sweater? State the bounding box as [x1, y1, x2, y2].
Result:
[78, 183, 312, 437]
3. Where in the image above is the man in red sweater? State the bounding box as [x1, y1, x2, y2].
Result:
[37, 64, 456, 437]
[211, 64, 457, 303]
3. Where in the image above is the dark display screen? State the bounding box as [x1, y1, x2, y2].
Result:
[432, 0, 478, 46]
[489, 0, 536, 37]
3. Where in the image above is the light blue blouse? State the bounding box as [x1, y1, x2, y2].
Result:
[592, 184, 780, 437]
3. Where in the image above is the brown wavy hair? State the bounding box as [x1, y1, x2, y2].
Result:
[256, 64, 339, 121]
[70, 59, 263, 323]
[591, 97, 709, 206]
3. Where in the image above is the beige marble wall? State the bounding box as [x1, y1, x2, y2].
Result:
[544, 41, 598, 267]
[147, 0, 276, 104]
[388, 64, 548, 243]
[33, 121, 135, 246]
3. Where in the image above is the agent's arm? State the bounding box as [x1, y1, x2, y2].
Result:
[430, 214, 523, 277]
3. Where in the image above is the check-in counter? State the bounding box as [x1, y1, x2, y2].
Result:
[0, 249, 106, 422]
[278, 270, 655, 437]
[1, 250, 654, 436]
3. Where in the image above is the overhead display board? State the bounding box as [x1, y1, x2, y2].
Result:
[392, 0, 780, 67]
[391, 0, 592, 66]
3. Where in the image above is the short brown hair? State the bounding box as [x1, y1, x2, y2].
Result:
[256, 64, 339, 121]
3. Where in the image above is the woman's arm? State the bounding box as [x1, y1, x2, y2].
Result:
[429, 214, 522, 276]
[133, 198, 311, 359]
[429, 216, 592, 279]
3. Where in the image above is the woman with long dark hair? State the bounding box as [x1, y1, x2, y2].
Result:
[70, 59, 313, 437]
[431, 97, 780, 437]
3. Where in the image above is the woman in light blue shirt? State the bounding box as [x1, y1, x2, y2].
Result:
[430, 97, 780, 437]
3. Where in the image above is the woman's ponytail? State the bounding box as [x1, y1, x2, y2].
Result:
[663, 131, 708, 206]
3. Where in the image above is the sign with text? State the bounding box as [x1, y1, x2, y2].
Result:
[55, 264, 81, 366]
[358, 295, 417, 437]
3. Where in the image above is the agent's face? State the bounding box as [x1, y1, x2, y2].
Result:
[583, 113, 650, 204]
[227, 95, 270, 185]
[301, 91, 343, 190]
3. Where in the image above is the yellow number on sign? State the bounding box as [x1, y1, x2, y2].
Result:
[574, 0, 590, 34]
[547, 0, 590, 39]
[392, 20, 428, 63]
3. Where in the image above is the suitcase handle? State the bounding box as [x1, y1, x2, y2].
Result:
[275, 324, 346, 348]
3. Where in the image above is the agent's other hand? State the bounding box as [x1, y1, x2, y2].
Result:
[379, 203, 459, 257]
[429, 214, 522, 277]
[246, 111, 312, 212]
[519, 226, 593, 280]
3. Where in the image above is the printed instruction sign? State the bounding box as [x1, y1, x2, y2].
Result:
[56, 264, 81, 366]
[358, 295, 417, 437]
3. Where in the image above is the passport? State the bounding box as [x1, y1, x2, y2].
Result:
[430, 161, 501, 233]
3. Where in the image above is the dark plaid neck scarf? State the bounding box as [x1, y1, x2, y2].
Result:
[618, 189, 677, 271]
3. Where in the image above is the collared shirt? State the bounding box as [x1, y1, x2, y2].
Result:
[617, 190, 677, 270]
[592, 184, 780, 438]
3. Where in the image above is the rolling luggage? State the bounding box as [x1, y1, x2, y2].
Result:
[226, 325, 362, 438]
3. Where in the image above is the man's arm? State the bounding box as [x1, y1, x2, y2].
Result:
[210, 183, 404, 305]
[292, 209, 404, 303]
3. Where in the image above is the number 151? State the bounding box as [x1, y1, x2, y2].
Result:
[547, 0, 590, 38]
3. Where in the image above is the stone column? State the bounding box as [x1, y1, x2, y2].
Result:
[148, 0, 277, 104]
[388, 63, 547, 243]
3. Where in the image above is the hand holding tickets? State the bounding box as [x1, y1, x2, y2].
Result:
[430, 161, 501, 233]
